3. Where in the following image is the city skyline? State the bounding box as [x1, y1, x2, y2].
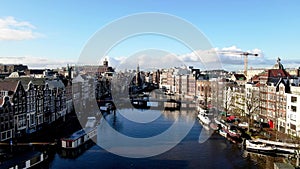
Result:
[0, 1, 300, 70]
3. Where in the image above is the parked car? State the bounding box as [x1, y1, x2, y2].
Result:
[226, 115, 240, 123]
[238, 122, 249, 128]
[253, 121, 270, 128]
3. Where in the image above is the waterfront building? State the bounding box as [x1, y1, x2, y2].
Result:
[159, 69, 169, 90]
[231, 84, 246, 116]
[286, 86, 300, 137]
[73, 74, 96, 113]
[196, 77, 211, 108]
[64, 79, 73, 114]
[47, 79, 67, 120]
[188, 74, 196, 97]
[181, 75, 188, 96]
[256, 58, 291, 131]
[165, 69, 174, 93]
[174, 74, 182, 94]
[0, 96, 14, 141]
[43, 82, 55, 124]
[6, 81, 27, 137]
[152, 69, 160, 85]
[25, 82, 37, 133]
[210, 78, 226, 112]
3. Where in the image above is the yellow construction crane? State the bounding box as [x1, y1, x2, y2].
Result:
[217, 51, 258, 77]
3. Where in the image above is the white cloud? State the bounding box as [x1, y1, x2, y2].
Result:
[102, 46, 266, 71]
[0, 56, 76, 69]
[0, 16, 42, 40]
[0, 46, 270, 71]
[220, 45, 242, 52]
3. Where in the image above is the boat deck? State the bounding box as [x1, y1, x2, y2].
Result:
[63, 127, 95, 141]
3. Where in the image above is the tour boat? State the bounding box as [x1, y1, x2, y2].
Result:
[198, 112, 211, 125]
[219, 129, 228, 138]
[245, 140, 276, 153]
[61, 117, 97, 149]
[275, 147, 296, 154]
[251, 138, 299, 154]
[226, 128, 240, 138]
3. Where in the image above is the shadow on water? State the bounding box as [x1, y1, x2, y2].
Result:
[48, 109, 259, 169]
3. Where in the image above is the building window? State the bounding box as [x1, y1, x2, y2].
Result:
[291, 124, 296, 130]
[291, 96, 297, 103]
[291, 105, 297, 112]
[291, 114, 296, 121]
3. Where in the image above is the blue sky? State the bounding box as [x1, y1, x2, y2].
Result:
[0, 0, 299, 70]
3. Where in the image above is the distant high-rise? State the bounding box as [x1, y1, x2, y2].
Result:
[103, 58, 108, 67]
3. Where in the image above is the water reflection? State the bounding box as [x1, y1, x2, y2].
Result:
[49, 108, 257, 168]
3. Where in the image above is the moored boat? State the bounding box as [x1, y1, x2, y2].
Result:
[198, 112, 211, 125]
[275, 147, 296, 154]
[61, 117, 97, 149]
[250, 138, 300, 154]
[245, 140, 276, 153]
[219, 129, 228, 138]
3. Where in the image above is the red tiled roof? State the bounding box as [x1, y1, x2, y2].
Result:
[251, 75, 260, 81]
[0, 80, 19, 92]
[255, 82, 263, 87]
[267, 69, 291, 78]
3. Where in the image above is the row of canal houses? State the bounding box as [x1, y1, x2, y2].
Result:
[146, 59, 300, 137]
[0, 75, 73, 141]
[204, 60, 300, 137]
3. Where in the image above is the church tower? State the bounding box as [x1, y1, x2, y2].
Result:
[136, 64, 140, 86]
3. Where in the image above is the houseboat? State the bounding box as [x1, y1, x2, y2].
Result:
[198, 112, 211, 125]
[61, 117, 97, 149]
[252, 138, 300, 154]
[3, 151, 49, 169]
[245, 140, 276, 154]
[219, 129, 228, 138]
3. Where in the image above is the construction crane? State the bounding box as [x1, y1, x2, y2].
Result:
[217, 51, 259, 77]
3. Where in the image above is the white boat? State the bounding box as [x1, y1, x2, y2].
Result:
[198, 112, 211, 125]
[254, 138, 300, 148]
[275, 147, 296, 154]
[251, 138, 300, 154]
[226, 128, 240, 138]
[245, 140, 276, 153]
[238, 122, 249, 128]
[61, 117, 98, 149]
[219, 129, 228, 138]
[214, 118, 227, 129]
[200, 122, 210, 131]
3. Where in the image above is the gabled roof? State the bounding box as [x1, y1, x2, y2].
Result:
[267, 77, 290, 93]
[255, 82, 263, 87]
[4, 77, 45, 90]
[267, 69, 291, 78]
[46, 79, 65, 89]
[251, 75, 260, 82]
[233, 74, 246, 81]
[0, 80, 19, 92]
[8, 71, 26, 78]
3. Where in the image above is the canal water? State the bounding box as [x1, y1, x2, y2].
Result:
[49, 109, 257, 169]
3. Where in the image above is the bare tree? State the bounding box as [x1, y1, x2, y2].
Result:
[244, 86, 260, 129]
